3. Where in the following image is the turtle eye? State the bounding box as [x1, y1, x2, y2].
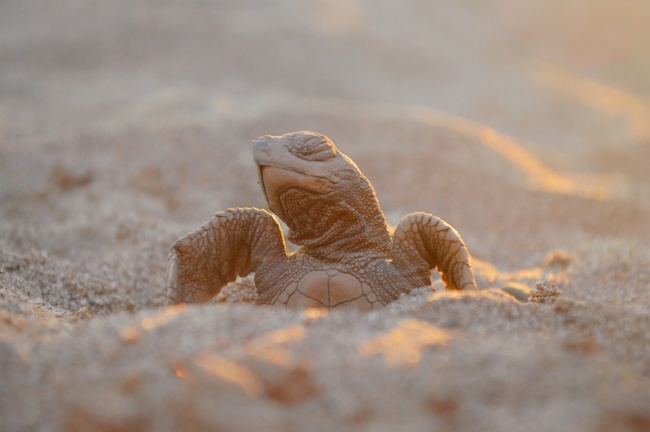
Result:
[290, 134, 337, 161]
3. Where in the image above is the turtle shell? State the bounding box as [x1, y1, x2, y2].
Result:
[272, 269, 383, 311]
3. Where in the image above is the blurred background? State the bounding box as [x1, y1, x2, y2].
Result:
[1, 0, 649, 308]
[2, 0, 648, 143]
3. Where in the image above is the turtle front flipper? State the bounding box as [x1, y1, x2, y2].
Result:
[392, 212, 477, 292]
[166, 207, 287, 305]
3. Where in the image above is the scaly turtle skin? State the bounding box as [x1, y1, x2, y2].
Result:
[166, 131, 477, 310]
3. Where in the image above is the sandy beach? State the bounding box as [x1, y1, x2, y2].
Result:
[1, 1, 649, 431]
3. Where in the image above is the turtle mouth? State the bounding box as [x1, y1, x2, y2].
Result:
[258, 164, 307, 198]
[257, 164, 329, 216]
[257, 164, 322, 193]
[257, 165, 292, 208]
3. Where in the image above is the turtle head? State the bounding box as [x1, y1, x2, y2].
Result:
[252, 131, 391, 260]
[253, 131, 354, 217]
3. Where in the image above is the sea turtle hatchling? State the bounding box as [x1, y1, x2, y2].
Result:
[166, 131, 477, 310]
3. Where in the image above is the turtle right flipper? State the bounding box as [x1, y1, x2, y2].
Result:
[391, 212, 478, 292]
[166, 207, 287, 305]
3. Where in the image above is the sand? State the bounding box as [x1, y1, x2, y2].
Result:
[1, 1, 649, 431]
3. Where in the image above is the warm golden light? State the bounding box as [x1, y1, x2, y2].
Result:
[536, 63, 650, 141]
[141, 304, 187, 330]
[194, 353, 264, 398]
[119, 326, 141, 344]
[172, 362, 187, 379]
[359, 319, 451, 368]
[245, 325, 308, 366]
[302, 307, 329, 322]
[411, 106, 621, 201]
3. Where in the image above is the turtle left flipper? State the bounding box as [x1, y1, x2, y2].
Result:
[166, 207, 287, 305]
[391, 212, 478, 291]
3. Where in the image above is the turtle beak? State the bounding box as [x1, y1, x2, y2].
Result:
[253, 137, 272, 205]
[257, 165, 270, 206]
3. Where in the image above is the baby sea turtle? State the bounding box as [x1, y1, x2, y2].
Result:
[167, 131, 477, 310]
